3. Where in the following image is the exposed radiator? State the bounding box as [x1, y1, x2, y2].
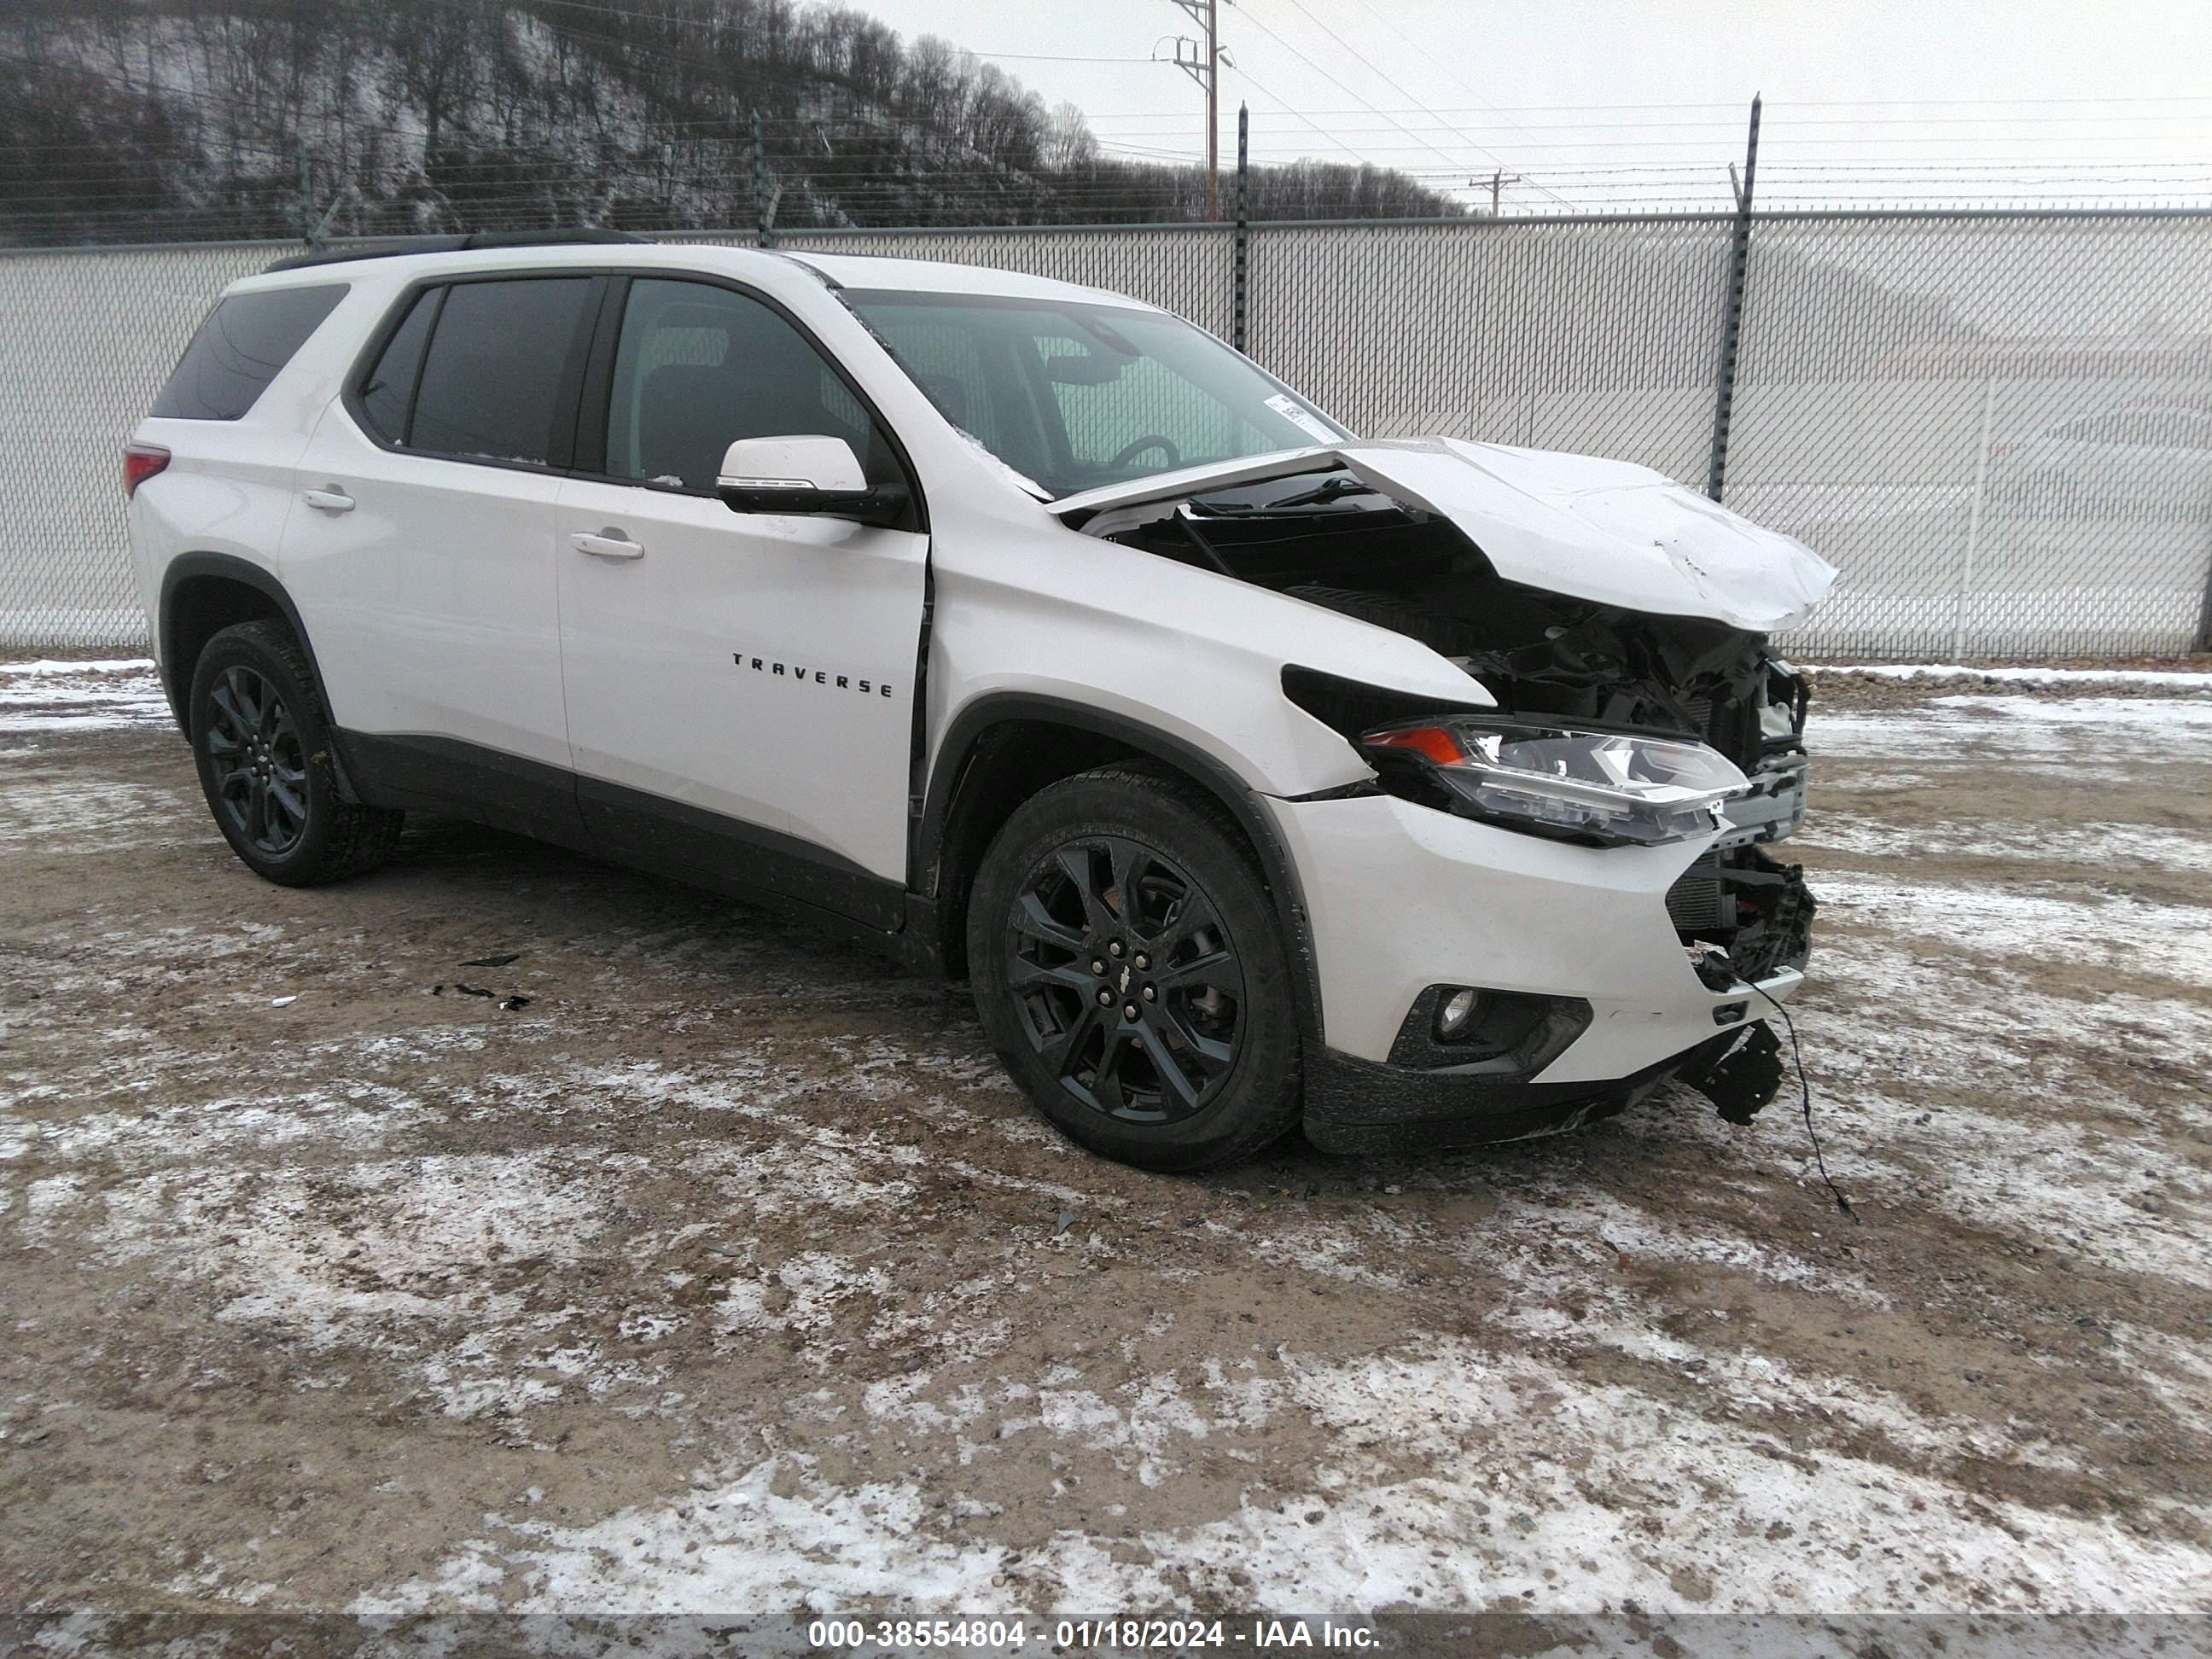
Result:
[1666, 852, 1731, 931]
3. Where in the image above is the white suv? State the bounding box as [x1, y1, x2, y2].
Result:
[126, 230, 1834, 1171]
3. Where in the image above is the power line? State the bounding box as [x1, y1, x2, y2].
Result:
[1091, 111, 2212, 136]
[1260, 0, 1574, 208]
[1202, 40, 1376, 172]
[964, 51, 1161, 63]
[1231, 0, 1498, 202]
[1087, 93, 2212, 118]
[1342, 0, 1574, 184]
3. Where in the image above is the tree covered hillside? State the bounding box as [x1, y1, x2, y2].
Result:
[1, 0, 1465, 245]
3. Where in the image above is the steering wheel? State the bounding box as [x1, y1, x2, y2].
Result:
[1108, 435, 1180, 471]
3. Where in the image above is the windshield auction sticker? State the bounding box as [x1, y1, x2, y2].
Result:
[1264, 393, 1342, 444]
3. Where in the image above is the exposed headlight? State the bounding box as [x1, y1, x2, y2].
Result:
[1361, 718, 1748, 847]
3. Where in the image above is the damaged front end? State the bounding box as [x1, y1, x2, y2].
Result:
[1067, 445, 1829, 1134]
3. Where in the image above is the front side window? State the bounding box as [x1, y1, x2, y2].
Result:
[405, 277, 594, 466]
[602, 278, 880, 492]
[842, 290, 1348, 496]
[151, 284, 347, 421]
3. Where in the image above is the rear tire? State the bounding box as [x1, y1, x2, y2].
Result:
[967, 765, 1302, 1172]
[189, 620, 404, 887]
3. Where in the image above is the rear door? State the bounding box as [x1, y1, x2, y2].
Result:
[555, 275, 929, 924]
[285, 273, 599, 830]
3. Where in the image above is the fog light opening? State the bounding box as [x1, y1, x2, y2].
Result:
[1436, 987, 1479, 1039]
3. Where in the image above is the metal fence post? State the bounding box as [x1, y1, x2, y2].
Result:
[1705, 96, 1761, 503]
[753, 110, 775, 248]
[1950, 375, 1999, 660]
[2196, 542, 2212, 652]
[297, 139, 315, 248]
[1232, 103, 1249, 352]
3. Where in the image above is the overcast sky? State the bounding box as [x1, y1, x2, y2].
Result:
[846, 0, 2212, 211]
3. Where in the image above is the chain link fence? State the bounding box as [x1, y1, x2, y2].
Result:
[1732, 213, 2212, 657]
[0, 240, 279, 649]
[3, 212, 2208, 657]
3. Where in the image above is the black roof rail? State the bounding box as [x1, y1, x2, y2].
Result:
[264, 228, 648, 274]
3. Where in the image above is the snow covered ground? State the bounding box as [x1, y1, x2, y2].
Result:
[1808, 663, 2212, 689]
[0, 655, 170, 735]
[2, 661, 2209, 1634]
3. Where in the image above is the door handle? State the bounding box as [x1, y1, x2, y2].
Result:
[572, 529, 645, 561]
[301, 486, 354, 513]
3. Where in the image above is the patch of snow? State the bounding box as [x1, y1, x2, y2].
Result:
[1810, 696, 2212, 768]
[0, 661, 172, 732]
[1931, 693, 2212, 726]
[1798, 814, 2212, 875]
[55, 1148, 643, 1425]
[0, 774, 197, 853]
[1782, 925, 2212, 1289]
[1807, 662, 2212, 689]
[355, 1341, 2212, 1615]
[0, 657, 156, 676]
[1815, 871, 2212, 990]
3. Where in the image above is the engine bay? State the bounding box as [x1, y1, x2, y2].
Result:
[1085, 472, 1817, 980]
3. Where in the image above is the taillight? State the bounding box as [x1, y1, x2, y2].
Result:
[125, 443, 171, 498]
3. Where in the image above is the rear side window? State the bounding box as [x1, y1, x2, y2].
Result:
[150, 284, 347, 421]
[406, 278, 594, 467]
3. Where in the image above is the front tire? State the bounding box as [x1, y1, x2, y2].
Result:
[967, 765, 1302, 1172]
[189, 620, 404, 886]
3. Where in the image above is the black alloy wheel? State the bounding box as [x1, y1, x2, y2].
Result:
[188, 619, 405, 886]
[1004, 835, 1244, 1124]
[967, 765, 1302, 1172]
[203, 663, 310, 857]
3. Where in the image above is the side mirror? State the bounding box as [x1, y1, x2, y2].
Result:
[716, 435, 907, 528]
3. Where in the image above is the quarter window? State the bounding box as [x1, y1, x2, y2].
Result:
[151, 284, 346, 421]
[406, 277, 594, 467]
[603, 279, 880, 492]
[357, 287, 440, 445]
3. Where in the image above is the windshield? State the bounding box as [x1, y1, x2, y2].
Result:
[841, 289, 1350, 498]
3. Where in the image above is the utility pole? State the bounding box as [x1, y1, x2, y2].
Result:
[1487, 168, 1520, 218]
[1169, 0, 1221, 218]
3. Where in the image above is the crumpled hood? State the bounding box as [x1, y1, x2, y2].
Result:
[1054, 436, 1838, 634]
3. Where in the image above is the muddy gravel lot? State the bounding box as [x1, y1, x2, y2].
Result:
[2, 655, 2209, 1636]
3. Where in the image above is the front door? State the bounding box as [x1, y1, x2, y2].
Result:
[555, 276, 929, 926]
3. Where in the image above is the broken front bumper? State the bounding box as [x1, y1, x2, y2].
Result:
[1266, 791, 1806, 1153]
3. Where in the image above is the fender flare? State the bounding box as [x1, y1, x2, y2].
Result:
[918, 692, 1325, 1045]
[158, 553, 333, 726]
[157, 554, 362, 801]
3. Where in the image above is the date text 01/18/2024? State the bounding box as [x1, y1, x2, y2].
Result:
[806, 1617, 1380, 1650]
